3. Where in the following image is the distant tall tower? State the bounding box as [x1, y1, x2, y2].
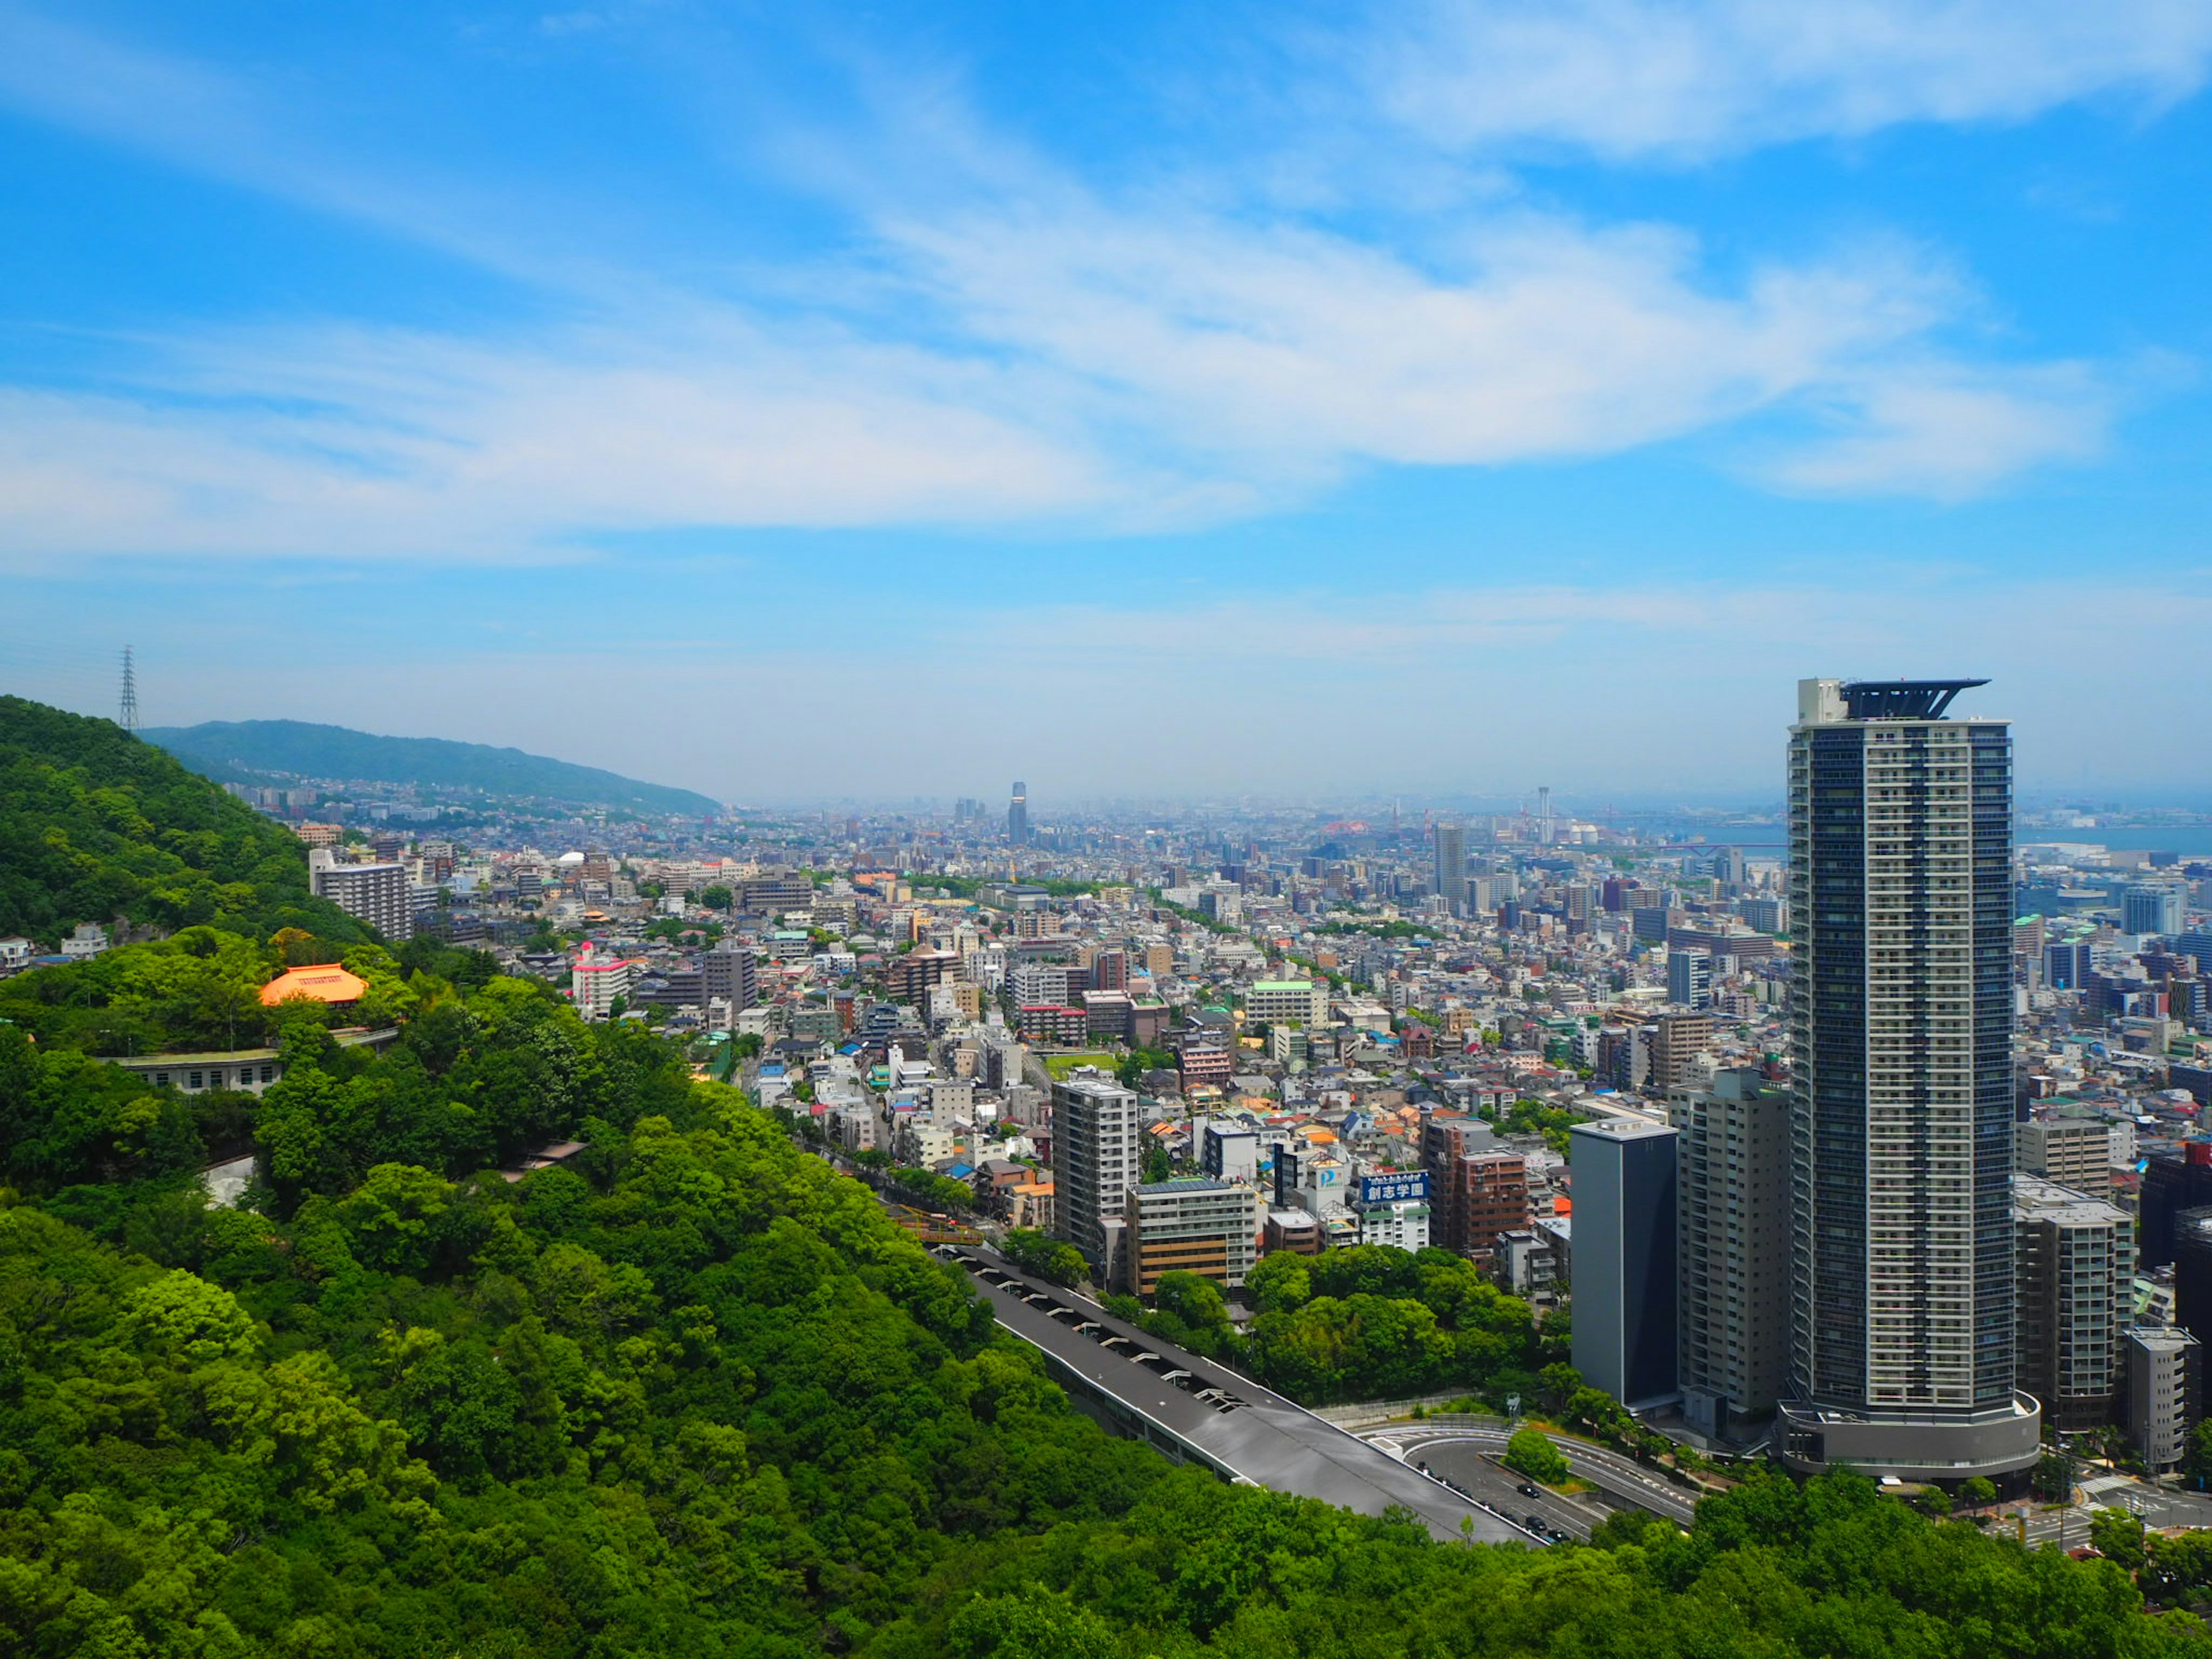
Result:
[1433, 822, 1466, 912]
[1537, 785, 1554, 845]
[1007, 781, 1031, 847]
[119, 645, 139, 734]
[1778, 677, 2037, 1484]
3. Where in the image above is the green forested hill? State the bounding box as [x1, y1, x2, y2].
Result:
[0, 696, 370, 948]
[0, 957, 2209, 1654]
[5, 1065, 2210, 1659]
[146, 717, 722, 816]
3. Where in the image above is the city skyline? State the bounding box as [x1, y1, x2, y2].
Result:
[2, 3, 2211, 794]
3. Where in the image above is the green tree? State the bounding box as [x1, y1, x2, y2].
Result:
[697, 884, 734, 911]
[2033, 1447, 2077, 1502]
[2090, 1506, 2146, 1570]
[1502, 1426, 1570, 1485]
[1245, 1249, 1313, 1315]
[1003, 1228, 1088, 1287]
[1143, 1271, 1235, 1357]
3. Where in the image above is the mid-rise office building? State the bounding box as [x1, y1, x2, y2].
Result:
[1740, 896, 1786, 935]
[1570, 1118, 1679, 1409]
[1676, 1068, 1791, 1440]
[2013, 1175, 2134, 1431]
[2016, 1116, 2113, 1196]
[1667, 949, 1714, 1012]
[1352, 1169, 1432, 1253]
[308, 848, 412, 941]
[1051, 1072, 1140, 1279]
[1199, 1123, 1259, 1183]
[1778, 677, 2039, 1484]
[1421, 1112, 1497, 1255]
[1246, 979, 1324, 1027]
[736, 874, 813, 916]
[1441, 1150, 1528, 1262]
[2124, 885, 2185, 938]
[2127, 1327, 2199, 1476]
[701, 942, 759, 1020]
[1123, 1179, 1261, 1294]
[570, 947, 638, 1020]
[2044, 940, 2094, 991]
[1647, 1011, 1713, 1094]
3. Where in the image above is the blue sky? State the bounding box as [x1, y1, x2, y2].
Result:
[2, 1, 2209, 804]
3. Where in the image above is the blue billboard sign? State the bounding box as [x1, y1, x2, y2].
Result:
[1358, 1170, 1430, 1205]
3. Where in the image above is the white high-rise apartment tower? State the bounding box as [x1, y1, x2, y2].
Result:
[1051, 1071, 1141, 1282]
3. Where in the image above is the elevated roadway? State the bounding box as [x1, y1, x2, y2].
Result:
[943, 1247, 1533, 1546]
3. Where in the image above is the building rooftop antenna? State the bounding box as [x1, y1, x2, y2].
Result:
[119, 645, 140, 734]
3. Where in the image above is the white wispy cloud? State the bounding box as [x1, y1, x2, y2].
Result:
[1363, 0, 2212, 160]
[0, 0, 2180, 567]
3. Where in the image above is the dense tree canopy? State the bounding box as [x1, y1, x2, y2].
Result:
[0, 696, 369, 948]
[1235, 1243, 1541, 1405]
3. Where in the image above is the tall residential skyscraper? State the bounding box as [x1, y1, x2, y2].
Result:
[1778, 678, 2039, 1483]
[1007, 781, 1031, 846]
[1433, 822, 1466, 911]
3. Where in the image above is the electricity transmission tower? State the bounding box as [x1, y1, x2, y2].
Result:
[119, 646, 139, 733]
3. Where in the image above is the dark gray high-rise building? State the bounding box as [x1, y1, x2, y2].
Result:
[1007, 781, 1031, 846]
[1777, 678, 2040, 1485]
[1570, 1117, 1679, 1408]
[1433, 821, 1465, 911]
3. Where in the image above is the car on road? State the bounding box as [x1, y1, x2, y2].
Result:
[1516, 1484, 1540, 1498]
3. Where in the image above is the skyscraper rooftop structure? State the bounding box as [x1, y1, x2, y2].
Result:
[1777, 677, 2040, 1485]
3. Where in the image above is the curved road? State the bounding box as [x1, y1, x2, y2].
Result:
[1369, 1422, 1703, 1529]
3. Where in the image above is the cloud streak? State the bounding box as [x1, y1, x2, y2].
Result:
[1363, 0, 2212, 161]
[0, 0, 2182, 568]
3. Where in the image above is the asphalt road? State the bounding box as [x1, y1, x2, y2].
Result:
[1374, 1424, 1703, 1528]
[1368, 1435, 1603, 1541]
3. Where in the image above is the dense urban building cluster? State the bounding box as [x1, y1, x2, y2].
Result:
[51, 680, 2212, 1501]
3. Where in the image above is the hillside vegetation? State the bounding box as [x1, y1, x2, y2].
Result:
[0, 696, 369, 949]
[147, 718, 722, 816]
[7, 1066, 2212, 1659]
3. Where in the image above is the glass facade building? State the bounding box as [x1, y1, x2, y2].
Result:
[1778, 678, 2041, 1483]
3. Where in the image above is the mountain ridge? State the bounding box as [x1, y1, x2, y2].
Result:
[145, 718, 721, 817]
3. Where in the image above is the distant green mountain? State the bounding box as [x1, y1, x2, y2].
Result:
[145, 719, 722, 817]
[0, 696, 371, 948]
